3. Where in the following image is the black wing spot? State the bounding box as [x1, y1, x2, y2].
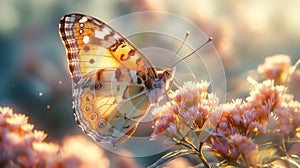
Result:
[94, 82, 102, 90]
[120, 54, 125, 60]
[90, 81, 102, 90]
[129, 49, 135, 56]
[98, 119, 106, 128]
[83, 46, 90, 51]
[89, 58, 95, 64]
[115, 69, 122, 81]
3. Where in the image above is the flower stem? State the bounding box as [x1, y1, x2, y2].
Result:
[198, 143, 211, 168]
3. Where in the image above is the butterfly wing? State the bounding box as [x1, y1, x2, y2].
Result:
[58, 13, 157, 84]
[73, 68, 150, 146]
[59, 13, 159, 146]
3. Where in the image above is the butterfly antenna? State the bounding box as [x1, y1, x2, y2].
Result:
[170, 36, 213, 67]
[175, 31, 190, 55]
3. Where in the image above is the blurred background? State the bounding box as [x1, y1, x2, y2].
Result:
[0, 0, 300, 167]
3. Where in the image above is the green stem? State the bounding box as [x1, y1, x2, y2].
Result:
[198, 143, 211, 168]
[176, 141, 194, 150]
[281, 139, 289, 158]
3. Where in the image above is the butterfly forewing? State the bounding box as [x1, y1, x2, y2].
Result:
[59, 13, 156, 83]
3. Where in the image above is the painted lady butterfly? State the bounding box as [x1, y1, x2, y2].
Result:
[59, 13, 175, 147]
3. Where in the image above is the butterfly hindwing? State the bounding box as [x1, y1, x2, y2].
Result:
[73, 68, 150, 146]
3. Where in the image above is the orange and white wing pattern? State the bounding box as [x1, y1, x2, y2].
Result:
[59, 13, 156, 84]
[59, 13, 175, 147]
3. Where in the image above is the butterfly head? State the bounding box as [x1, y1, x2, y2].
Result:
[161, 67, 176, 91]
[147, 67, 175, 104]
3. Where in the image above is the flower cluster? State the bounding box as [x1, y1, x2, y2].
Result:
[257, 54, 292, 84]
[172, 81, 218, 130]
[246, 80, 298, 134]
[151, 81, 219, 148]
[0, 107, 110, 168]
[257, 54, 300, 86]
[206, 100, 258, 165]
[151, 79, 300, 167]
[258, 54, 300, 101]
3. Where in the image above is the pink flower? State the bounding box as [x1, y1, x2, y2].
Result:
[205, 100, 259, 163]
[151, 105, 181, 144]
[246, 80, 300, 137]
[60, 135, 110, 168]
[172, 81, 218, 129]
[247, 80, 286, 122]
[151, 81, 218, 147]
[257, 54, 291, 84]
[0, 107, 110, 168]
[151, 78, 300, 167]
[275, 100, 300, 136]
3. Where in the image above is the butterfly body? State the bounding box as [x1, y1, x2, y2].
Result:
[59, 14, 175, 146]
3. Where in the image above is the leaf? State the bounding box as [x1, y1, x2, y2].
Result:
[275, 156, 300, 168]
[148, 149, 199, 168]
[253, 132, 283, 146]
[199, 128, 215, 142]
[284, 139, 300, 150]
[248, 147, 278, 165]
[185, 129, 200, 149]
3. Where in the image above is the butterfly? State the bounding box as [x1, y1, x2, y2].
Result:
[58, 13, 175, 147]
